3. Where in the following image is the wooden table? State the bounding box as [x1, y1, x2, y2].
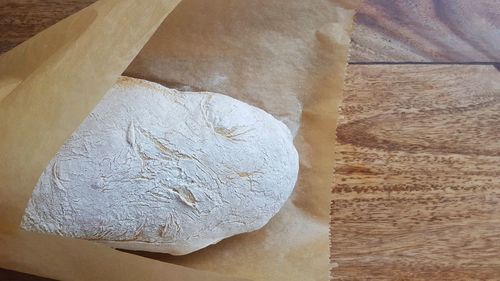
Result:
[1, 1, 499, 280]
[334, 64, 500, 280]
[334, 1, 500, 279]
[350, 0, 500, 62]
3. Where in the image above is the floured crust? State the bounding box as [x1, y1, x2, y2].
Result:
[21, 77, 299, 255]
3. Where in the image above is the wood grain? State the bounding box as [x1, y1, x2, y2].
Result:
[332, 64, 500, 280]
[350, 0, 500, 62]
[0, 0, 96, 54]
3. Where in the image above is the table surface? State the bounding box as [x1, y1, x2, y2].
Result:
[334, 64, 500, 280]
[1, 1, 499, 280]
[350, 0, 500, 62]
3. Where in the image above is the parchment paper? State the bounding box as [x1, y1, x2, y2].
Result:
[124, 1, 357, 280]
[0, 0, 358, 280]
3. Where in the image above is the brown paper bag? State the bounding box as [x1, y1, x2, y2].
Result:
[0, 0, 358, 280]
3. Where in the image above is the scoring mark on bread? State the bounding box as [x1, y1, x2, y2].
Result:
[51, 161, 66, 191]
[170, 187, 197, 208]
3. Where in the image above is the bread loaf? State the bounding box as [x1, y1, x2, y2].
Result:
[21, 77, 299, 255]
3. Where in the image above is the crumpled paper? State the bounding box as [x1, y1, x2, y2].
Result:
[0, 0, 358, 280]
